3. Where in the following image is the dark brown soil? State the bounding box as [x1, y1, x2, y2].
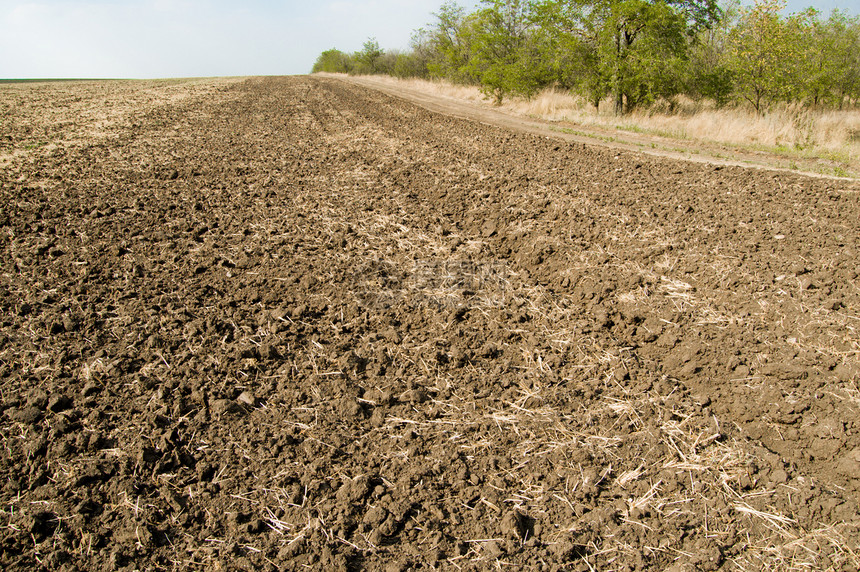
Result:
[1, 76, 859, 571]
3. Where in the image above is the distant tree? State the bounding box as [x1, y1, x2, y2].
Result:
[393, 52, 429, 79]
[375, 50, 399, 76]
[400, 29, 434, 79]
[311, 49, 354, 73]
[352, 38, 385, 75]
[423, 1, 472, 81]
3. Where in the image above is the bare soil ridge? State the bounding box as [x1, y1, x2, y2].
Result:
[334, 73, 859, 181]
[1, 76, 859, 570]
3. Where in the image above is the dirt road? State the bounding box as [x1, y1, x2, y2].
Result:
[1, 76, 859, 570]
[336, 74, 859, 181]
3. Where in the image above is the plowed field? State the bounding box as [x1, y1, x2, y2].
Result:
[1, 76, 859, 571]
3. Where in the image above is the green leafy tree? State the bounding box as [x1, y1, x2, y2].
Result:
[604, 0, 690, 111]
[804, 10, 860, 107]
[841, 15, 860, 106]
[375, 50, 399, 76]
[399, 29, 435, 79]
[530, 0, 606, 106]
[393, 51, 430, 79]
[352, 38, 385, 75]
[532, 0, 720, 114]
[423, 2, 475, 82]
[311, 49, 354, 73]
[685, 0, 738, 106]
[727, 0, 810, 112]
[460, 0, 557, 103]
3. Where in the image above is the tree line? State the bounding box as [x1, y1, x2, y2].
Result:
[312, 0, 860, 114]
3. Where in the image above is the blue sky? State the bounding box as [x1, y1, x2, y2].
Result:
[0, 0, 856, 79]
